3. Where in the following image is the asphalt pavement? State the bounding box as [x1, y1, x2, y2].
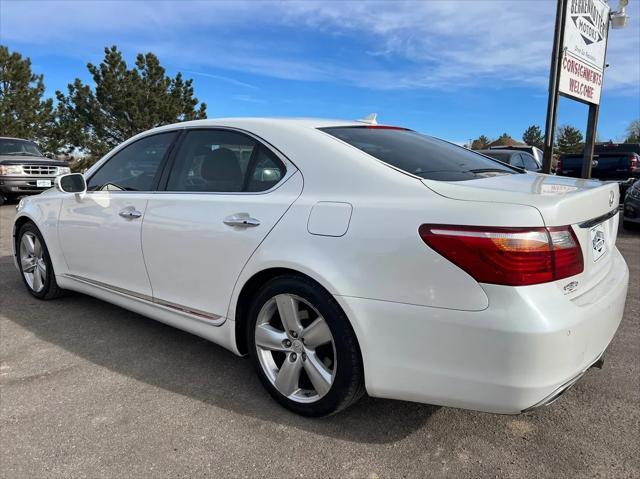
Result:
[1, 203, 639, 478]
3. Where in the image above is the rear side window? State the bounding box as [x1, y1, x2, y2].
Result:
[511, 154, 525, 168]
[320, 127, 516, 181]
[523, 154, 540, 171]
[165, 129, 285, 192]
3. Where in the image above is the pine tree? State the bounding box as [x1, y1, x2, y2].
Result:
[522, 125, 544, 149]
[471, 135, 490, 150]
[0, 46, 60, 154]
[56, 45, 207, 160]
[556, 125, 584, 154]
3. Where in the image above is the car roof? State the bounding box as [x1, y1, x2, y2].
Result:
[152, 117, 369, 133]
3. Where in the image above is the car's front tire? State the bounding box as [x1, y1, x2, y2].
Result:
[247, 275, 364, 416]
[17, 221, 64, 300]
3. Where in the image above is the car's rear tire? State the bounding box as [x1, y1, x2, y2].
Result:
[247, 275, 365, 416]
[17, 221, 64, 300]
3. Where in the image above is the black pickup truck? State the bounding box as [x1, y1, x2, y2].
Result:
[557, 143, 640, 196]
[0, 137, 71, 205]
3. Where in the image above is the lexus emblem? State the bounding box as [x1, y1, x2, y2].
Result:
[609, 190, 615, 207]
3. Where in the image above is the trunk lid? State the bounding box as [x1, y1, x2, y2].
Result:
[422, 173, 621, 295]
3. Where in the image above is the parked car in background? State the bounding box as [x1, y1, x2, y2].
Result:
[623, 179, 640, 230]
[12, 118, 628, 417]
[476, 149, 542, 172]
[0, 137, 70, 205]
[557, 151, 639, 196]
[489, 144, 544, 166]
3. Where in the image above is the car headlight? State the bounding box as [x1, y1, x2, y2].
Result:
[57, 166, 71, 175]
[0, 165, 24, 175]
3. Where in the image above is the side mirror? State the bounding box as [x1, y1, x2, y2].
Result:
[56, 173, 87, 194]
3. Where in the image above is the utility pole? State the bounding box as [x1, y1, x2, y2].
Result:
[542, 0, 567, 174]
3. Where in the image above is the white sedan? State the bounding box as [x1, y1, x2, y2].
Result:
[12, 118, 629, 416]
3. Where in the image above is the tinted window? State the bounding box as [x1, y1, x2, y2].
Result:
[246, 148, 285, 192]
[87, 132, 177, 191]
[0, 139, 43, 157]
[166, 130, 285, 192]
[320, 127, 516, 181]
[511, 154, 525, 168]
[522, 154, 539, 171]
[480, 151, 512, 163]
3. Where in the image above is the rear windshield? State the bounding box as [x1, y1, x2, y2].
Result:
[480, 151, 512, 163]
[320, 127, 516, 181]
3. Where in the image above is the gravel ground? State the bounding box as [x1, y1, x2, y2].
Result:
[1, 203, 638, 478]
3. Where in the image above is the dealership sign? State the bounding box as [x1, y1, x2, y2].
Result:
[559, 0, 611, 104]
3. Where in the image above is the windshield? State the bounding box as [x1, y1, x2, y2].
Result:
[0, 139, 43, 157]
[320, 127, 517, 181]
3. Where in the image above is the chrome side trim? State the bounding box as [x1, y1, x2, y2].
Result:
[578, 208, 618, 228]
[64, 274, 223, 322]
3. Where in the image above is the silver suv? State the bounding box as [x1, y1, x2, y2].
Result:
[0, 137, 70, 205]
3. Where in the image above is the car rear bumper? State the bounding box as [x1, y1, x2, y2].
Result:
[335, 247, 629, 414]
[0, 177, 56, 196]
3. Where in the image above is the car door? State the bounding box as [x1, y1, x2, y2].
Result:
[141, 128, 302, 320]
[58, 131, 179, 298]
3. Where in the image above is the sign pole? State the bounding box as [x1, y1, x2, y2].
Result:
[542, 0, 567, 174]
[581, 16, 611, 180]
[581, 103, 600, 179]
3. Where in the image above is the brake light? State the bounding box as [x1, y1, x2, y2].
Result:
[419, 225, 583, 286]
[629, 155, 638, 173]
[555, 157, 562, 173]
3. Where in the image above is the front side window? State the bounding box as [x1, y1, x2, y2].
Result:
[320, 127, 516, 181]
[87, 132, 177, 191]
[166, 129, 285, 192]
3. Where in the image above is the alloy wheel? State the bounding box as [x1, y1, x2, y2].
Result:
[255, 294, 336, 403]
[19, 232, 46, 293]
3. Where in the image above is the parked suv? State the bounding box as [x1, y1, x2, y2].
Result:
[0, 137, 70, 205]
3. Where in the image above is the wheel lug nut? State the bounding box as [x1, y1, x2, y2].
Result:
[291, 331, 298, 338]
[290, 352, 297, 361]
[284, 339, 291, 348]
[302, 353, 307, 361]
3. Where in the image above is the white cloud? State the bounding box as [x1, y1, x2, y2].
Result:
[1, 0, 638, 94]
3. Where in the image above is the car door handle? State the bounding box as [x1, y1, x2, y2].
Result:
[223, 213, 261, 227]
[119, 208, 143, 219]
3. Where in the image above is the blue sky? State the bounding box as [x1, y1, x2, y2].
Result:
[1, 0, 639, 144]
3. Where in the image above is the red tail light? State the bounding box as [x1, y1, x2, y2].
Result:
[419, 225, 583, 286]
[629, 155, 638, 173]
[556, 157, 562, 172]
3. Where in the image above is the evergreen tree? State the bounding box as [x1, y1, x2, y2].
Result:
[56, 45, 207, 160]
[471, 135, 490, 150]
[522, 125, 544, 149]
[556, 125, 584, 154]
[0, 46, 61, 154]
